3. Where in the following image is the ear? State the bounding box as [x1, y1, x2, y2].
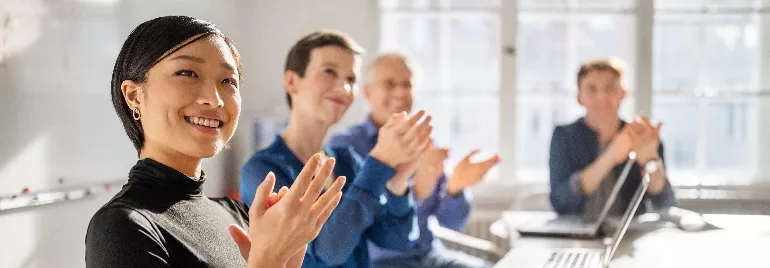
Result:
[576, 90, 584, 106]
[620, 88, 628, 100]
[121, 80, 144, 110]
[284, 70, 298, 97]
[363, 84, 374, 102]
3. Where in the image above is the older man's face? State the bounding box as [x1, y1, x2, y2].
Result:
[366, 58, 414, 126]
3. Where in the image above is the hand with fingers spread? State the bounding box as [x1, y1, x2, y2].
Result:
[370, 110, 433, 195]
[446, 150, 501, 196]
[228, 154, 346, 268]
[413, 146, 449, 200]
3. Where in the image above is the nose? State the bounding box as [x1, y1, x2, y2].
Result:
[334, 78, 355, 95]
[392, 85, 412, 98]
[197, 82, 224, 107]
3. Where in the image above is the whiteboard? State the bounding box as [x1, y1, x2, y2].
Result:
[0, 0, 242, 199]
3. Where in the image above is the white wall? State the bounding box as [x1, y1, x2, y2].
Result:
[0, 2, 130, 266]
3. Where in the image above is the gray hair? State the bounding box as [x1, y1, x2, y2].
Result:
[365, 51, 422, 86]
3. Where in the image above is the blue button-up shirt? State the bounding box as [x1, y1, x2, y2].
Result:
[240, 135, 419, 268]
[549, 117, 677, 216]
[328, 117, 472, 261]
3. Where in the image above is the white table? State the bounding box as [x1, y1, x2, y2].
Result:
[494, 211, 770, 268]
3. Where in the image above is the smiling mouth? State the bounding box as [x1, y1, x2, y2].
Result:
[185, 116, 223, 129]
[327, 98, 346, 106]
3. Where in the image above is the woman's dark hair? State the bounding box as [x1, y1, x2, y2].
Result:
[111, 16, 243, 154]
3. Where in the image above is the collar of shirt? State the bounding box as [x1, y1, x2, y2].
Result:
[364, 115, 380, 138]
[577, 117, 628, 138]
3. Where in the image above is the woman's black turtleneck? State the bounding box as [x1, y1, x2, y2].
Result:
[85, 158, 250, 268]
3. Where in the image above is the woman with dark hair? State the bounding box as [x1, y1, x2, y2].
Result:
[85, 16, 345, 268]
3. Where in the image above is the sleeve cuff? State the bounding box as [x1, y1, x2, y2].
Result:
[386, 187, 415, 217]
[442, 188, 471, 206]
[649, 183, 678, 208]
[351, 156, 397, 197]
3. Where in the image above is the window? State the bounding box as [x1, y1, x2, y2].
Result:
[519, 0, 636, 9]
[653, 1, 763, 186]
[515, 8, 637, 182]
[379, 0, 769, 188]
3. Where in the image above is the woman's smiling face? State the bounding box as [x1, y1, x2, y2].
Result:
[123, 35, 242, 159]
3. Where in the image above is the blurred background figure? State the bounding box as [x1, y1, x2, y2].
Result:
[329, 52, 500, 268]
[548, 58, 676, 219]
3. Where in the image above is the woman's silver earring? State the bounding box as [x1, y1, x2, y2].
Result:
[132, 107, 141, 121]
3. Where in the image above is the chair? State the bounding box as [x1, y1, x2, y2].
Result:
[509, 184, 553, 211]
[489, 184, 552, 247]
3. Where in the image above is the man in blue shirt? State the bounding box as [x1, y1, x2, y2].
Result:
[549, 58, 676, 218]
[241, 30, 433, 268]
[329, 52, 499, 268]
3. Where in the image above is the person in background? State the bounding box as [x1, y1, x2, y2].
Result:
[86, 16, 345, 268]
[240, 30, 431, 268]
[549, 57, 676, 219]
[329, 52, 499, 268]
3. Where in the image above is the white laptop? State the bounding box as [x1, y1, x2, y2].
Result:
[516, 152, 638, 238]
[496, 161, 655, 268]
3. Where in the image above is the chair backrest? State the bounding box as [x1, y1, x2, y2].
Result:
[510, 184, 553, 211]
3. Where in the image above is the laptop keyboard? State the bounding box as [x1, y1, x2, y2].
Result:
[542, 251, 603, 268]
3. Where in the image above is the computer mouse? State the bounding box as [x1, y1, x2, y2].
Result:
[657, 207, 709, 232]
[678, 213, 707, 232]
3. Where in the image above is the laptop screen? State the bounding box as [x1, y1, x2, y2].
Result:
[601, 160, 654, 266]
[590, 152, 638, 224]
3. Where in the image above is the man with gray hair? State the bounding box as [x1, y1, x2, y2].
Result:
[328, 52, 499, 268]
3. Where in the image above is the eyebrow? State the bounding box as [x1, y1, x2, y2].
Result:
[321, 62, 339, 68]
[170, 55, 236, 72]
[170, 55, 205, 63]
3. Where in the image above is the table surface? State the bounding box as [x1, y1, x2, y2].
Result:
[494, 211, 770, 268]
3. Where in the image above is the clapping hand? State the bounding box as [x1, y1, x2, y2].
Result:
[446, 150, 500, 196]
[627, 116, 662, 165]
[228, 154, 346, 268]
[370, 110, 433, 195]
[413, 146, 449, 200]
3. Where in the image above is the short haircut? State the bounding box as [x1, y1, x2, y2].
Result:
[111, 16, 242, 154]
[365, 51, 417, 85]
[576, 57, 627, 88]
[283, 29, 365, 108]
